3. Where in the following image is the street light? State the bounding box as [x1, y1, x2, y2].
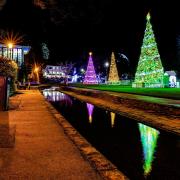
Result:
[34, 67, 39, 73]
[7, 42, 13, 59]
[8, 43, 13, 49]
[80, 68, 85, 73]
[104, 62, 109, 83]
[34, 64, 40, 84]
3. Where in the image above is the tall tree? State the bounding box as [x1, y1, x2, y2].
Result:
[134, 13, 164, 87]
[83, 52, 98, 84]
[108, 52, 119, 83]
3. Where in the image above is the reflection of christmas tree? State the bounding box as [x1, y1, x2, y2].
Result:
[138, 123, 159, 177]
[110, 112, 116, 128]
[108, 52, 119, 83]
[83, 52, 98, 84]
[86, 103, 94, 124]
[135, 13, 164, 86]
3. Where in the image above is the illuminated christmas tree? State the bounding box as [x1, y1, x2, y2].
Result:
[108, 52, 119, 83]
[134, 13, 164, 87]
[138, 123, 159, 177]
[83, 52, 98, 84]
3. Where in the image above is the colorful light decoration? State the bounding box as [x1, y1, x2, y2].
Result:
[110, 112, 116, 128]
[86, 103, 94, 124]
[138, 123, 159, 177]
[83, 52, 98, 84]
[108, 52, 119, 83]
[134, 13, 164, 87]
[43, 89, 72, 106]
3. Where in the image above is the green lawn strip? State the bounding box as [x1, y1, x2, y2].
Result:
[70, 84, 180, 100]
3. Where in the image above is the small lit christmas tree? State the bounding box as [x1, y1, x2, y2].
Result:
[108, 52, 119, 83]
[83, 52, 98, 84]
[134, 13, 164, 87]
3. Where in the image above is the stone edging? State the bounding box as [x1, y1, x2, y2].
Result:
[62, 87, 180, 117]
[44, 100, 128, 180]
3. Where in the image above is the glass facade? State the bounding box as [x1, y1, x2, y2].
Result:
[0, 44, 30, 67]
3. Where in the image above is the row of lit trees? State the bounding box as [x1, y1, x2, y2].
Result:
[83, 13, 164, 87]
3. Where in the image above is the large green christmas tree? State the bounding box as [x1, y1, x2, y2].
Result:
[108, 52, 119, 83]
[134, 13, 164, 87]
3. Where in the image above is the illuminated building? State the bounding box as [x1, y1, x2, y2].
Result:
[0, 43, 30, 67]
[164, 71, 178, 87]
[43, 65, 66, 78]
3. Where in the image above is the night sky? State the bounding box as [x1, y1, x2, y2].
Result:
[0, 0, 180, 77]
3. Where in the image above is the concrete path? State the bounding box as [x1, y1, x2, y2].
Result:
[0, 90, 102, 180]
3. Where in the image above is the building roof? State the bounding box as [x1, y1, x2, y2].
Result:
[165, 71, 176, 76]
[0, 43, 31, 54]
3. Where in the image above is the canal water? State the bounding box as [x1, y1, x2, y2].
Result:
[43, 89, 180, 180]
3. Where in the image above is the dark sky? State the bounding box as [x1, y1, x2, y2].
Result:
[0, 0, 179, 76]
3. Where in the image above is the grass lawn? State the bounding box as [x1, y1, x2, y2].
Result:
[70, 84, 180, 100]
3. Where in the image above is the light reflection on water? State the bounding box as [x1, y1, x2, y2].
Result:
[110, 112, 116, 128]
[138, 123, 159, 177]
[42, 89, 180, 179]
[43, 89, 72, 106]
[86, 102, 115, 127]
[86, 103, 94, 124]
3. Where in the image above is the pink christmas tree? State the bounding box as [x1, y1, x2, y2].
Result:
[83, 52, 98, 84]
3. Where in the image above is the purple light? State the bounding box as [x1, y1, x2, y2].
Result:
[86, 103, 94, 123]
[83, 53, 98, 84]
[43, 90, 72, 106]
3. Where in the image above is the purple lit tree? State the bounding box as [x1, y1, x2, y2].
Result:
[83, 52, 98, 84]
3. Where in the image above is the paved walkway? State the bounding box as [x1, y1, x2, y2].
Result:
[0, 90, 102, 180]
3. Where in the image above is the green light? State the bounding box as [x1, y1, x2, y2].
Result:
[138, 123, 159, 177]
[135, 12, 164, 87]
[147, 13, 151, 21]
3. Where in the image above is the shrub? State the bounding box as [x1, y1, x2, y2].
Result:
[0, 56, 18, 93]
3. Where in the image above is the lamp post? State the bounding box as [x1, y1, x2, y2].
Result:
[80, 68, 85, 74]
[80, 68, 85, 82]
[104, 62, 109, 83]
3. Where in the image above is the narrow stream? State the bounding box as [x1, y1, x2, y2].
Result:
[43, 89, 180, 180]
